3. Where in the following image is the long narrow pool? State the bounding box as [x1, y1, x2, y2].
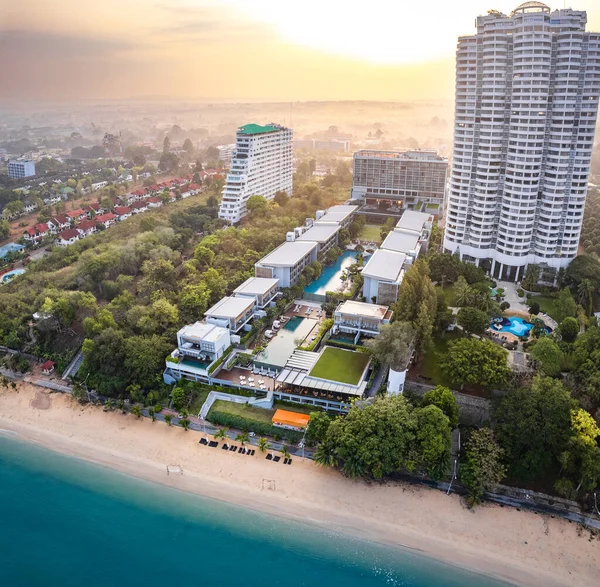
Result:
[304, 250, 358, 296]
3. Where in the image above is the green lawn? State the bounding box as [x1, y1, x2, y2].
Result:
[309, 347, 370, 385]
[413, 330, 464, 388]
[531, 295, 560, 321]
[436, 284, 457, 307]
[359, 224, 383, 244]
[273, 401, 317, 415]
[188, 389, 210, 415]
[208, 399, 275, 423]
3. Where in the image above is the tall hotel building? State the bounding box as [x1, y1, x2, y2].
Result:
[351, 150, 448, 211]
[219, 124, 293, 224]
[444, 3, 600, 281]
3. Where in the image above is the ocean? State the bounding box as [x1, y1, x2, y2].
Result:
[0, 434, 509, 586]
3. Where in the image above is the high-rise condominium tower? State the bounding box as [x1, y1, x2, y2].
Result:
[444, 2, 600, 281]
[218, 123, 293, 224]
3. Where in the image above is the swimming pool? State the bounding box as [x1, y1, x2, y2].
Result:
[1, 268, 25, 284]
[254, 316, 318, 369]
[491, 316, 550, 337]
[304, 250, 358, 296]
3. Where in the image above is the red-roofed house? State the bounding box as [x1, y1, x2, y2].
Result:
[41, 360, 56, 375]
[76, 219, 97, 237]
[147, 196, 163, 208]
[56, 228, 80, 246]
[130, 201, 149, 214]
[49, 215, 70, 232]
[23, 223, 50, 242]
[114, 206, 132, 220]
[95, 212, 116, 228]
[66, 209, 86, 222]
[84, 203, 103, 217]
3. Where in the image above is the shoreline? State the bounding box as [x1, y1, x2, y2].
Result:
[1, 385, 598, 586]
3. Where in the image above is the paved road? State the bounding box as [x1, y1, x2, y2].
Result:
[366, 364, 387, 397]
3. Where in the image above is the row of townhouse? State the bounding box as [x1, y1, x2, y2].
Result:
[22, 178, 198, 247]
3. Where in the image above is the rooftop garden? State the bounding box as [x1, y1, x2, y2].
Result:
[309, 346, 370, 385]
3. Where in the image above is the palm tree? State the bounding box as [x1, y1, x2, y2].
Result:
[131, 405, 142, 418]
[148, 407, 156, 422]
[164, 413, 173, 426]
[214, 428, 228, 440]
[577, 279, 594, 316]
[258, 437, 270, 453]
[117, 399, 126, 413]
[235, 431, 250, 446]
[179, 408, 189, 419]
[180, 418, 191, 431]
[282, 445, 291, 460]
[313, 442, 336, 468]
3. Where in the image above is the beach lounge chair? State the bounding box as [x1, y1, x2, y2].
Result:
[266, 453, 273, 460]
[199, 438, 208, 445]
[287, 459, 292, 465]
[283, 458, 289, 465]
[229, 445, 237, 451]
[238, 447, 245, 453]
[273, 456, 281, 462]
[222, 444, 229, 450]
[208, 441, 218, 448]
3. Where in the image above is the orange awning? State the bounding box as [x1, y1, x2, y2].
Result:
[272, 409, 310, 429]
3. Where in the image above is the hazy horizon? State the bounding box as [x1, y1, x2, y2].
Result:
[2, 1, 599, 104]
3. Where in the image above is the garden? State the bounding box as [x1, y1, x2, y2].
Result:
[309, 346, 370, 385]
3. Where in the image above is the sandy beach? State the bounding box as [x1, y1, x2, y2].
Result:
[1, 384, 598, 586]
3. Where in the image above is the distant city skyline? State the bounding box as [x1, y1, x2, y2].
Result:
[2, 1, 599, 102]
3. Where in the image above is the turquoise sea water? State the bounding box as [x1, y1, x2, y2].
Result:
[0, 434, 509, 587]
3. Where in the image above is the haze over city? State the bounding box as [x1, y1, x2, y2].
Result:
[2, 0, 598, 102]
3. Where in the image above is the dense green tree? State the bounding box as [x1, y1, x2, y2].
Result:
[529, 301, 540, 315]
[407, 405, 451, 480]
[246, 195, 269, 217]
[422, 386, 459, 429]
[273, 191, 289, 207]
[427, 252, 462, 284]
[379, 217, 395, 241]
[572, 326, 600, 406]
[559, 316, 579, 343]
[452, 276, 472, 307]
[124, 335, 172, 389]
[0, 219, 9, 238]
[440, 338, 510, 390]
[457, 306, 490, 335]
[522, 264, 540, 291]
[576, 279, 594, 317]
[460, 263, 486, 285]
[305, 411, 332, 445]
[460, 428, 506, 505]
[493, 376, 575, 481]
[529, 337, 563, 377]
[556, 288, 578, 322]
[364, 321, 415, 371]
[563, 255, 600, 292]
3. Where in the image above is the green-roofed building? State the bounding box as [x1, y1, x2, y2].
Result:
[219, 123, 293, 224]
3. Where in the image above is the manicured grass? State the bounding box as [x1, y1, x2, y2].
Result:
[188, 389, 210, 415]
[413, 330, 465, 388]
[359, 224, 383, 244]
[531, 295, 560, 321]
[309, 347, 370, 385]
[208, 399, 275, 424]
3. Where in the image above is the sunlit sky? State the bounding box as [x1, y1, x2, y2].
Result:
[1, 1, 599, 102]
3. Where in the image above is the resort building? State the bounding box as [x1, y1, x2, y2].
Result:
[362, 249, 407, 304]
[274, 347, 371, 413]
[444, 3, 600, 281]
[8, 159, 35, 179]
[255, 241, 318, 288]
[332, 300, 393, 344]
[56, 228, 80, 247]
[164, 322, 232, 384]
[296, 223, 340, 257]
[351, 150, 447, 211]
[218, 123, 293, 224]
[381, 210, 434, 257]
[205, 296, 256, 334]
[233, 277, 280, 309]
[314, 205, 358, 229]
[272, 409, 311, 432]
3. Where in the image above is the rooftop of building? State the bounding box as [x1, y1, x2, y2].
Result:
[257, 240, 317, 267]
[395, 210, 433, 233]
[362, 249, 407, 282]
[205, 295, 255, 319]
[315, 205, 358, 225]
[237, 123, 283, 136]
[381, 229, 421, 254]
[179, 321, 229, 344]
[336, 300, 392, 320]
[353, 149, 446, 162]
[296, 223, 340, 243]
[233, 277, 280, 297]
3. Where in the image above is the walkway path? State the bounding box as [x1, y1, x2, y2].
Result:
[497, 280, 528, 312]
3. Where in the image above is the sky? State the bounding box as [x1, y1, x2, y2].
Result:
[1, 0, 599, 103]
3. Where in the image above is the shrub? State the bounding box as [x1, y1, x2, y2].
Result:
[529, 301, 540, 315]
[206, 410, 302, 442]
[500, 302, 510, 311]
[516, 288, 525, 297]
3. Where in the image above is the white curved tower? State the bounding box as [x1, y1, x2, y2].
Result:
[444, 3, 600, 281]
